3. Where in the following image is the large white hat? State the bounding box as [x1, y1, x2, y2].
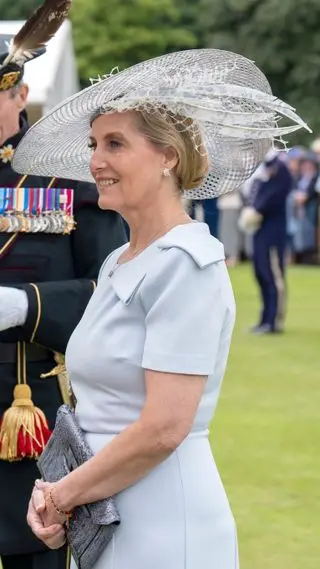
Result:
[12, 49, 310, 199]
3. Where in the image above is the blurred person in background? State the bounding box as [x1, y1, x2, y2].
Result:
[217, 190, 242, 267]
[238, 163, 269, 260]
[310, 137, 320, 163]
[292, 151, 319, 264]
[310, 138, 320, 258]
[202, 198, 219, 238]
[189, 198, 219, 238]
[285, 147, 305, 263]
[249, 151, 293, 334]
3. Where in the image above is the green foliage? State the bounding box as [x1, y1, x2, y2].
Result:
[0, 0, 41, 20]
[175, 0, 204, 41]
[70, 0, 197, 85]
[197, 0, 320, 143]
[1, 0, 318, 143]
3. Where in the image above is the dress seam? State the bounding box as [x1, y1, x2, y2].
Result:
[175, 448, 187, 569]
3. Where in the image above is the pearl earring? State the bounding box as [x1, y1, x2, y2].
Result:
[163, 167, 171, 177]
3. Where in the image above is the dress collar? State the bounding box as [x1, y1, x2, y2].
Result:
[157, 222, 225, 268]
[108, 223, 225, 304]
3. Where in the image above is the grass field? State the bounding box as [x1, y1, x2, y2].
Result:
[210, 263, 320, 569]
[1, 264, 318, 569]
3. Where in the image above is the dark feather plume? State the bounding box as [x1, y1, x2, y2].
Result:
[2, 0, 72, 67]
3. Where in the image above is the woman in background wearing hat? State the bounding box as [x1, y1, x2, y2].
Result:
[18, 49, 309, 568]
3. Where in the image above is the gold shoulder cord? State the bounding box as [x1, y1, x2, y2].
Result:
[46, 177, 56, 190]
[29, 283, 42, 342]
[66, 545, 72, 569]
[0, 233, 18, 257]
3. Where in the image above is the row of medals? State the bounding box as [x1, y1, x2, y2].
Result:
[0, 212, 76, 234]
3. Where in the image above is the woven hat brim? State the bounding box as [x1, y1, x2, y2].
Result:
[12, 49, 310, 199]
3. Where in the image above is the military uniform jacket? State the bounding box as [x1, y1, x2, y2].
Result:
[0, 124, 127, 555]
[253, 161, 293, 243]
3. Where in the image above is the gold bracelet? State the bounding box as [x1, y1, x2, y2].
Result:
[48, 487, 73, 529]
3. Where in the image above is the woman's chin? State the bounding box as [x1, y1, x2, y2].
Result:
[98, 195, 119, 211]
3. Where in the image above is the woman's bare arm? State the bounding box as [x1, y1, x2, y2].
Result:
[53, 370, 206, 512]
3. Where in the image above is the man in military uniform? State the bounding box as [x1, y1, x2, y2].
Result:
[0, 46, 126, 569]
[250, 151, 293, 334]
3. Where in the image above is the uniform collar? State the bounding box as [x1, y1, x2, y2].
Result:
[0, 122, 28, 168]
[108, 222, 225, 305]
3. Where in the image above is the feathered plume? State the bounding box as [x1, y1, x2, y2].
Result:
[1, 0, 72, 68]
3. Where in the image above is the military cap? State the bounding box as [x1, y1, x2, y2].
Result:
[0, 47, 45, 92]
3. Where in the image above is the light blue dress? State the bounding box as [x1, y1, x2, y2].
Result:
[66, 222, 238, 569]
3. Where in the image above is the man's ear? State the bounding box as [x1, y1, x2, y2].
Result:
[16, 83, 29, 111]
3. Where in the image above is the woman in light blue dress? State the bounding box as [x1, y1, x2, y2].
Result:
[18, 49, 309, 569]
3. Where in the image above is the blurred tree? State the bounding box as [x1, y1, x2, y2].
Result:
[2, 0, 316, 143]
[0, 0, 41, 20]
[175, 0, 204, 43]
[71, 0, 197, 86]
[197, 0, 320, 143]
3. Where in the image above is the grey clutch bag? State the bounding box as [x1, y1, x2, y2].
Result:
[37, 404, 120, 569]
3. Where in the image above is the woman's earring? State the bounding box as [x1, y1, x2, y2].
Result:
[163, 167, 171, 177]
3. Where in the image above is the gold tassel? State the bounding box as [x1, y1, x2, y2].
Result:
[0, 342, 51, 461]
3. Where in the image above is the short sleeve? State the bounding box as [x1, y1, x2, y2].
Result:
[140, 248, 233, 375]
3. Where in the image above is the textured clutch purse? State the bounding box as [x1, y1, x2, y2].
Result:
[37, 404, 120, 569]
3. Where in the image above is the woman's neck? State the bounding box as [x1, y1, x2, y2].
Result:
[123, 203, 191, 259]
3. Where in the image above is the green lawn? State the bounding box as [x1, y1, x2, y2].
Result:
[1, 264, 318, 569]
[210, 263, 320, 569]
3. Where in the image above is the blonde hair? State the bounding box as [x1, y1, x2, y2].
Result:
[133, 109, 209, 191]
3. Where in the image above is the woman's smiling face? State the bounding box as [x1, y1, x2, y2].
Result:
[89, 111, 170, 214]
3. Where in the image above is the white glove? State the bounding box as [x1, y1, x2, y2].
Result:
[238, 206, 263, 235]
[0, 287, 28, 332]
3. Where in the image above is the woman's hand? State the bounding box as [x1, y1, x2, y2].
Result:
[27, 481, 66, 549]
[36, 480, 69, 527]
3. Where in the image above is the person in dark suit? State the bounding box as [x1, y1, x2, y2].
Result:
[250, 151, 293, 334]
[0, 47, 127, 569]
